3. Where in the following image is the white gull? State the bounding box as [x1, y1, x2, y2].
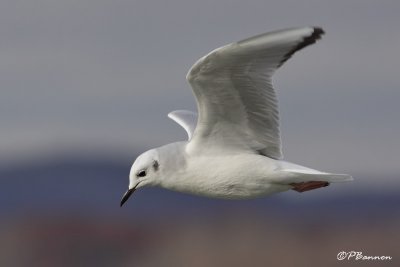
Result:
[120, 27, 353, 206]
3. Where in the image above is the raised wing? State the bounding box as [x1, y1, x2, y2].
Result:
[168, 110, 198, 140]
[186, 27, 324, 159]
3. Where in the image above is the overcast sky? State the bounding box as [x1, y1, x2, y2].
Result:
[1, 0, 399, 177]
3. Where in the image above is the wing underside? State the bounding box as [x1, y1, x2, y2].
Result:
[186, 27, 324, 159]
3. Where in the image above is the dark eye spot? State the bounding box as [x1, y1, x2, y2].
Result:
[137, 170, 146, 177]
[153, 160, 159, 171]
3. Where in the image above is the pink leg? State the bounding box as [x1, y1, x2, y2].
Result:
[290, 181, 330, 192]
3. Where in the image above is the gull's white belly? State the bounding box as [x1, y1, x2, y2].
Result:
[162, 153, 292, 199]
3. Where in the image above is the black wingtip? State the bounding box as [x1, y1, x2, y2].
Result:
[278, 27, 325, 68]
[312, 27, 325, 37]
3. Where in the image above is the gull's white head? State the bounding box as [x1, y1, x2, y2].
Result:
[120, 149, 160, 206]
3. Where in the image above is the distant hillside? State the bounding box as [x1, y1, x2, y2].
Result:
[1, 154, 399, 221]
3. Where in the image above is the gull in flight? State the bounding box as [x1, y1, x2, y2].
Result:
[121, 27, 352, 206]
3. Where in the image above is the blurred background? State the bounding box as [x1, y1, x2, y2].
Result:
[1, 0, 399, 266]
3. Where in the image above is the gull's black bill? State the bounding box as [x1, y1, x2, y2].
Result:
[120, 187, 135, 207]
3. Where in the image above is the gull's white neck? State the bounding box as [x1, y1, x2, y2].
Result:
[155, 141, 189, 187]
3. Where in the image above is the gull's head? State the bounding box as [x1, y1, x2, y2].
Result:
[120, 149, 160, 207]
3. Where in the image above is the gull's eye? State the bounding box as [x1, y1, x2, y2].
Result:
[137, 170, 147, 177]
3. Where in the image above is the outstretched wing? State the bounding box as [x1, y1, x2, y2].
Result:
[168, 110, 198, 140]
[186, 27, 324, 159]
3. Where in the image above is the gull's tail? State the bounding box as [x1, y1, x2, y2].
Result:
[275, 161, 353, 184]
[280, 170, 353, 184]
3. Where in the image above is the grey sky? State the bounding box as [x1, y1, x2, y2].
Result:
[1, 0, 399, 177]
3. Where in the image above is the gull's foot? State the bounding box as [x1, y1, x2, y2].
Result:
[290, 181, 330, 192]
